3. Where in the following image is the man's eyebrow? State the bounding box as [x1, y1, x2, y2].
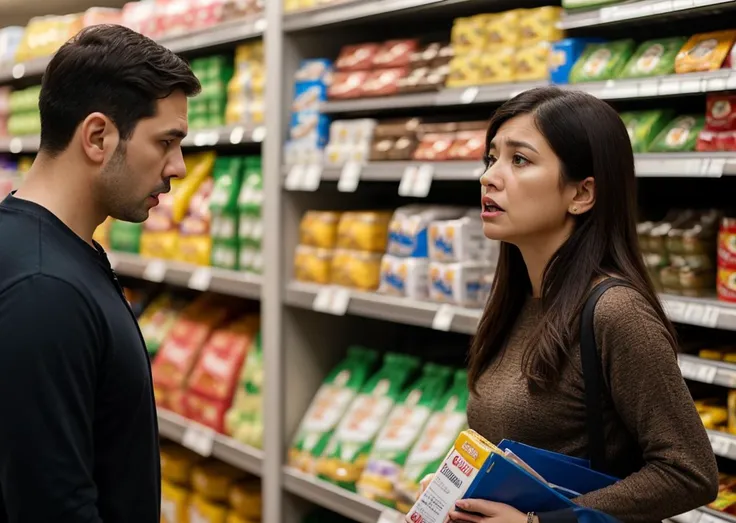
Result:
[488, 139, 539, 154]
[161, 129, 187, 139]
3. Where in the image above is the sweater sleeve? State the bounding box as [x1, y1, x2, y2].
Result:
[0, 275, 104, 523]
[572, 286, 719, 522]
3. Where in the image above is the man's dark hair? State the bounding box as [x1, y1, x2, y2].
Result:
[39, 24, 201, 156]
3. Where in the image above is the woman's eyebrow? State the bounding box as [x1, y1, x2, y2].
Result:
[488, 139, 539, 154]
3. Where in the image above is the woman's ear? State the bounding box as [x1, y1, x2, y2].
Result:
[569, 177, 595, 215]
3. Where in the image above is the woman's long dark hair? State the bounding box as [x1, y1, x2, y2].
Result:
[468, 86, 677, 393]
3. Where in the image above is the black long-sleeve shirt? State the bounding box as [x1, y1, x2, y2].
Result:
[0, 193, 160, 523]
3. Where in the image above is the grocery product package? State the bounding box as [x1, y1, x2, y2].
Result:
[675, 30, 736, 74]
[299, 211, 342, 249]
[192, 460, 248, 504]
[620, 37, 687, 78]
[387, 206, 468, 258]
[317, 352, 420, 491]
[357, 364, 453, 506]
[429, 214, 500, 263]
[161, 480, 191, 523]
[429, 261, 493, 307]
[109, 220, 143, 254]
[514, 42, 552, 82]
[294, 245, 334, 284]
[289, 346, 380, 473]
[718, 217, 736, 303]
[178, 177, 214, 266]
[378, 254, 429, 300]
[648, 115, 705, 153]
[226, 42, 265, 126]
[518, 6, 563, 44]
[331, 249, 383, 290]
[229, 478, 262, 520]
[336, 211, 392, 253]
[0, 27, 23, 70]
[394, 370, 470, 512]
[138, 293, 189, 356]
[619, 110, 675, 153]
[406, 430, 618, 523]
[225, 332, 264, 448]
[549, 38, 606, 84]
[697, 95, 736, 152]
[185, 315, 260, 433]
[324, 119, 377, 166]
[237, 157, 264, 274]
[569, 39, 636, 83]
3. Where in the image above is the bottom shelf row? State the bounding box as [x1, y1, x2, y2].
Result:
[157, 409, 736, 523]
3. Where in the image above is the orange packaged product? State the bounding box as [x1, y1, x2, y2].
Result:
[675, 30, 736, 74]
[413, 133, 456, 162]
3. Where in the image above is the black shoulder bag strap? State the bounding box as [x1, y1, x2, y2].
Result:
[580, 278, 629, 474]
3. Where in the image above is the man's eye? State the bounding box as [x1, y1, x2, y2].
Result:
[161, 140, 173, 148]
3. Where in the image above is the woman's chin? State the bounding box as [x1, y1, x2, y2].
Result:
[482, 222, 510, 241]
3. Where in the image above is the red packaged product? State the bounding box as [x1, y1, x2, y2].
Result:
[697, 130, 719, 152]
[706, 94, 736, 132]
[413, 133, 456, 161]
[361, 67, 409, 98]
[336, 43, 381, 71]
[328, 71, 369, 99]
[185, 395, 231, 433]
[718, 218, 736, 304]
[448, 130, 486, 160]
[373, 39, 419, 69]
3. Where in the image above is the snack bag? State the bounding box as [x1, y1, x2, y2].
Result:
[330, 249, 383, 291]
[160, 442, 203, 486]
[394, 370, 470, 513]
[620, 37, 687, 78]
[317, 353, 420, 491]
[569, 40, 636, 83]
[518, 6, 563, 45]
[178, 177, 214, 266]
[138, 293, 188, 356]
[225, 332, 264, 448]
[109, 220, 143, 254]
[336, 211, 392, 253]
[675, 30, 736, 74]
[648, 115, 705, 153]
[228, 478, 262, 521]
[161, 480, 191, 523]
[619, 110, 675, 153]
[357, 364, 453, 506]
[299, 211, 342, 249]
[192, 461, 246, 503]
[289, 346, 380, 473]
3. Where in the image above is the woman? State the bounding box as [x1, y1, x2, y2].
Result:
[447, 87, 718, 523]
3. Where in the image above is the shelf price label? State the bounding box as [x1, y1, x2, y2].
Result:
[182, 424, 215, 457]
[709, 432, 732, 457]
[251, 126, 266, 143]
[229, 126, 246, 144]
[460, 86, 479, 104]
[695, 364, 717, 384]
[312, 286, 351, 316]
[338, 161, 362, 193]
[376, 510, 404, 523]
[143, 260, 167, 283]
[399, 164, 434, 198]
[699, 513, 722, 523]
[285, 164, 306, 191]
[432, 304, 456, 332]
[678, 358, 698, 380]
[188, 267, 212, 291]
[302, 163, 323, 191]
[678, 510, 703, 523]
[8, 138, 22, 154]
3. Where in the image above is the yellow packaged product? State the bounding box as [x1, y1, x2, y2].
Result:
[518, 6, 563, 44]
[484, 10, 522, 49]
[189, 494, 228, 523]
[177, 177, 214, 266]
[331, 249, 383, 290]
[700, 406, 728, 429]
[294, 245, 334, 284]
[300, 211, 342, 249]
[228, 479, 262, 520]
[192, 461, 246, 503]
[173, 152, 216, 223]
[447, 54, 482, 88]
[478, 48, 515, 85]
[226, 513, 256, 523]
[729, 391, 736, 435]
[451, 16, 484, 56]
[160, 443, 203, 486]
[336, 211, 392, 252]
[675, 30, 736, 74]
[93, 217, 114, 250]
[161, 480, 191, 523]
[514, 42, 551, 82]
[700, 348, 729, 361]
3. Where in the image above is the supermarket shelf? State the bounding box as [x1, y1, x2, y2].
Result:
[678, 354, 736, 387]
[672, 508, 736, 523]
[158, 409, 264, 476]
[282, 467, 400, 523]
[0, 124, 264, 154]
[283, 0, 443, 31]
[561, 0, 736, 29]
[109, 252, 262, 300]
[281, 154, 736, 189]
[706, 429, 736, 460]
[284, 281, 481, 334]
[321, 71, 736, 114]
[661, 294, 736, 331]
[0, 135, 40, 154]
[0, 18, 265, 85]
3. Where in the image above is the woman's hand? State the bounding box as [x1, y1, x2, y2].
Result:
[418, 474, 434, 497]
[448, 500, 534, 523]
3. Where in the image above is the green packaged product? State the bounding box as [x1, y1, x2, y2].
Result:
[569, 39, 636, 83]
[289, 347, 380, 474]
[317, 353, 420, 491]
[210, 157, 244, 215]
[211, 240, 240, 271]
[619, 110, 675, 153]
[212, 212, 239, 242]
[648, 115, 705, 153]
[238, 157, 263, 217]
[109, 220, 142, 254]
[226, 332, 264, 449]
[239, 243, 262, 274]
[620, 37, 687, 79]
[393, 370, 470, 513]
[357, 363, 453, 507]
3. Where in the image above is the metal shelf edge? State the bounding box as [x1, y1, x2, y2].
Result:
[283, 0, 443, 31]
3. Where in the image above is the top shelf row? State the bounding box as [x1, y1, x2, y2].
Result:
[2, 0, 736, 85]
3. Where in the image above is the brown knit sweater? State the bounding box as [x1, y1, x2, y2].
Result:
[467, 286, 719, 523]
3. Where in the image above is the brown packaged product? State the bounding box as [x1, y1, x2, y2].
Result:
[397, 67, 433, 94]
[328, 71, 369, 99]
[388, 136, 419, 161]
[435, 44, 455, 66]
[413, 133, 455, 161]
[336, 43, 381, 71]
[417, 122, 458, 135]
[448, 130, 486, 160]
[361, 67, 409, 97]
[373, 118, 421, 138]
[370, 138, 396, 161]
[373, 39, 419, 68]
[411, 42, 443, 67]
[457, 120, 488, 131]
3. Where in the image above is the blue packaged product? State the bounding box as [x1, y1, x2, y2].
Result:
[295, 59, 333, 84]
[549, 38, 606, 84]
[292, 81, 328, 114]
[289, 112, 330, 149]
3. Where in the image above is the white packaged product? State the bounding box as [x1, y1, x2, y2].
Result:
[378, 255, 429, 299]
[429, 261, 492, 307]
[429, 215, 485, 263]
[388, 205, 468, 258]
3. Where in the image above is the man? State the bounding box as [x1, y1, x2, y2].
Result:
[0, 24, 200, 522]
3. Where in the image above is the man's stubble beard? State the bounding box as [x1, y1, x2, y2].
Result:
[100, 142, 149, 224]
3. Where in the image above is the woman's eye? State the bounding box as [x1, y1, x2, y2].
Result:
[512, 154, 529, 166]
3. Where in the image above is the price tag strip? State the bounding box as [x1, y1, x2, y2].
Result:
[182, 423, 216, 457]
[376, 509, 404, 523]
[337, 161, 362, 193]
[143, 260, 167, 283]
[709, 432, 733, 457]
[188, 267, 213, 291]
[432, 304, 456, 332]
[312, 286, 351, 316]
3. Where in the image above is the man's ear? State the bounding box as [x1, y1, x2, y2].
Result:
[569, 177, 595, 215]
[79, 112, 119, 165]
